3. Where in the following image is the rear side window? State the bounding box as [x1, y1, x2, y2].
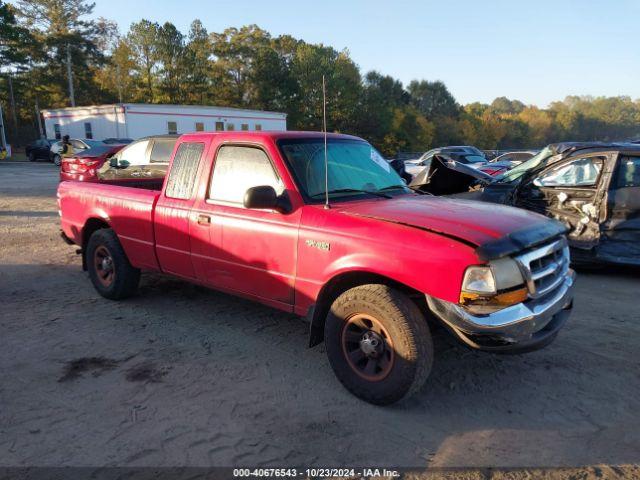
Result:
[616, 156, 640, 188]
[165, 142, 204, 199]
[149, 139, 176, 163]
[209, 146, 283, 204]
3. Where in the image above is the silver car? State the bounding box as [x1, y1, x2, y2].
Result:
[50, 139, 104, 166]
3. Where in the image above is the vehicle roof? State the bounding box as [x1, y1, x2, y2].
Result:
[178, 131, 363, 142]
[551, 141, 640, 155]
[137, 134, 181, 141]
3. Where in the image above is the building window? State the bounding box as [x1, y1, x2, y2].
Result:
[241, 124, 249, 131]
[226, 123, 235, 131]
[195, 122, 204, 132]
[167, 121, 178, 135]
[255, 124, 262, 131]
[54, 124, 61, 140]
[215, 121, 224, 131]
[84, 122, 93, 139]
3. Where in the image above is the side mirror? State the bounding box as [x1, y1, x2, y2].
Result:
[109, 157, 119, 168]
[243, 185, 291, 213]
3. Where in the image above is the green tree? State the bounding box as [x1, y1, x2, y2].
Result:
[210, 25, 272, 106]
[408, 80, 460, 118]
[490, 96, 525, 115]
[356, 71, 409, 148]
[184, 19, 212, 104]
[0, 0, 34, 66]
[155, 22, 186, 103]
[17, 0, 107, 106]
[127, 19, 159, 102]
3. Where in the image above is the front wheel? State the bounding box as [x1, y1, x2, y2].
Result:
[28, 151, 36, 162]
[53, 154, 61, 166]
[324, 284, 433, 405]
[86, 228, 140, 300]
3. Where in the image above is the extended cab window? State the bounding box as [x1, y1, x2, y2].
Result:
[616, 156, 640, 188]
[534, 156, 604, 188]
[209, 146, 283, 204]
[165, 142, 204, 199]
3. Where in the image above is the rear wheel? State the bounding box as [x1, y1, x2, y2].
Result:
[324, 284, 433, 405]
[53, 154, 61, 166]
[86, 228, 140, 300]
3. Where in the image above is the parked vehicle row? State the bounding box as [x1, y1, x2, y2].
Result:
[26, 137, 132, 165]
[58, 131, 575, 405]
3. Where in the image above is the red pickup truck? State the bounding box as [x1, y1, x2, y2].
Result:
[58, 131, 575, 405]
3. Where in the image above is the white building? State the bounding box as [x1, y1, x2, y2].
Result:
[41, 103, 287, 141]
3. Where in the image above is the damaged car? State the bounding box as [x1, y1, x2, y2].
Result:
[408, 143, 640, 266]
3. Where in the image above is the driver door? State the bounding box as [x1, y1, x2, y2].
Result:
[190, 143, 301, 309]
[513, 153, 614, 247]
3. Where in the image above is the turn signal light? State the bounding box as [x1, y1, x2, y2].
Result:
[459, 286, 529, 315]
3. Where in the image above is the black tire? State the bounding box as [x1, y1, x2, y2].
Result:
[86, 228, 140, 300]
[324, 284, 433, 405]
[28, 151, 36, 162]
[53, 154, 61, 166]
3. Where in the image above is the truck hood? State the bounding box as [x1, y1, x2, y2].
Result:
[337, 195, 566, 260]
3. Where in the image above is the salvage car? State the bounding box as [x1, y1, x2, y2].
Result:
[58, 131, 575, 405]
[60, 144, 126, 183]
[405, 151, 488, 177]
[478, 150, 537, 176]
[404, 145, 485, 176]
[411, 143, 640, 266]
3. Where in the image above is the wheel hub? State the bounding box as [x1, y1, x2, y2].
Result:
[101, 256, 113, 273]
[360, 330, 384, 357]
[94, 245, 115, 287]
[341, 313, 395, 382]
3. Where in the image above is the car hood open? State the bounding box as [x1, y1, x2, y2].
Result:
[409, 155, 494, 195]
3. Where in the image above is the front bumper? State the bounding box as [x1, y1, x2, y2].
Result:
[427, 269, 575, 353]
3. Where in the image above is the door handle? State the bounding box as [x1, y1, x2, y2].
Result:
[197, 214, 211, 226]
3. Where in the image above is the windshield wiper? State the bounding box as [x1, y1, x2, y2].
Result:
[377, 184, 408, 192]
[310, 188, 392, 199]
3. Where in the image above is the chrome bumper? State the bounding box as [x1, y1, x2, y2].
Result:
[427, 269, 575, 352]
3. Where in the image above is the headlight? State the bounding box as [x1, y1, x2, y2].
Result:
[461, 266, 496, 294]
[460, 259, 528, 314]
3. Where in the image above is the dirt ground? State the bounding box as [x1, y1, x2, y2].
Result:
[0, 162, 639, 477]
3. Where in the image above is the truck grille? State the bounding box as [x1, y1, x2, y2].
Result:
[514, 237, 570, 299]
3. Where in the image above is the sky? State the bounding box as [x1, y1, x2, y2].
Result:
[75, 0, 640, 106]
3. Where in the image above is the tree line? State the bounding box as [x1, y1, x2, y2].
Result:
[2, 0, 640, 155]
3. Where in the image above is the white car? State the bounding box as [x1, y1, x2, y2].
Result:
[50, 138, 104, 166]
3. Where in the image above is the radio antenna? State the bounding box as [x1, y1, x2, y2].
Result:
[322, 75, 330, 209]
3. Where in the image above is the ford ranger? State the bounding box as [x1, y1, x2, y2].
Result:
[58, 131, 575, 405]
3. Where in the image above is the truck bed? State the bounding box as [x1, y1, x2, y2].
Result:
[58, 181, 161, 271]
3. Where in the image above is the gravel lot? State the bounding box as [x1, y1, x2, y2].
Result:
[0, 162, 639, 476]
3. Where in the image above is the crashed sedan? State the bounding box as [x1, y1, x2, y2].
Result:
[409, 143, 640, 266]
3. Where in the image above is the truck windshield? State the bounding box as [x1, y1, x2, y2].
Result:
[278, 138, 409, 200]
